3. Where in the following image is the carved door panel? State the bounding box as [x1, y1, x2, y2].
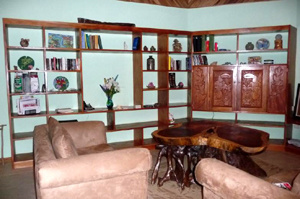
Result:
[238, 66, 268, 112]
[210, 66, 236, 112]
[267, 65, 288, 114]
[192, 66, 210, 110]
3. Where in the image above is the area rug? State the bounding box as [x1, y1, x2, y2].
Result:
[147, 150, 291, 199]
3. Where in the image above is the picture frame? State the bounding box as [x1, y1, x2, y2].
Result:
[293, 83, 300, 118]
[48, 33, 73, 48]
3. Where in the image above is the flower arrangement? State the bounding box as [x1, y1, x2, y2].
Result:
[100, 75, 120, 97]
[99, 75, 120, 109]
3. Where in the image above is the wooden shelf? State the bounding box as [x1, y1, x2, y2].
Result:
[8, 69, 45, 73]
[46, 70, 81, 72]
[13, 132, 33, 141]
[7, 46, 44, 50]
[194, 50, 236, 54]
[11, 111, 47, 118]
[10, 91, 46, 96]
[237, 49, 288, 53]
[48, 109, 83, 116]
[47, 90, 82, 94]
[46, 47, 81, 51]
[143, 70, 191, 72]
[81, 49, 137, 53]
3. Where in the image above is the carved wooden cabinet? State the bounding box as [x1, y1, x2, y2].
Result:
[192, 25, 296, 117]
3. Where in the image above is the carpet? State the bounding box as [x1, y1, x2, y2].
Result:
[147, 150, 296, 199]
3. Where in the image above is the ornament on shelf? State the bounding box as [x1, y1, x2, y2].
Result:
[274, 34, 283, 49]
[173, 39, 182, 52]
[20, 38, 30, 47]
[147, 82, 155, 89]
[150, 46, 156, 51]
[169, 113, 175, 124]
[143, 46, 148, 51]
[178, 82, 184, 88]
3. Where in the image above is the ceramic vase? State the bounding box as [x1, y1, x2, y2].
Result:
[245, 42, 254, 50]
[106, 95, 113, 110]
[147, 56, 155, 70]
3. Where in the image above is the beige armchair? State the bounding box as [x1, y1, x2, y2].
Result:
[194, 158, 300, 199]
[34, 118, 152, 199]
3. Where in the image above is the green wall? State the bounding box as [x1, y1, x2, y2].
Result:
[0, 0, 299, 158]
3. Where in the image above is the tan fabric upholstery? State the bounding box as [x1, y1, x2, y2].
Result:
[195, 158, 300, 199]
[34, 121, 152, 199]
[51, 125, 78, 159]
[292, 173, 300, 195]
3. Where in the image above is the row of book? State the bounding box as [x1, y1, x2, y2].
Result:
[169, 56, 192, 71]
[81, 31, 103, 49]
[193, 35, 215, 52]
[46, 57, 80, 71]
[193, 55, 208, 65]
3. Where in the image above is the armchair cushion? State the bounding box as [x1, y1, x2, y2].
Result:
[292, 173, 300, 195]
[76, 143, 113, 155]
[52, 125, 78, 159]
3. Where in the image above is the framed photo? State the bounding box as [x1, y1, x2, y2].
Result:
[248, 56, 262, 64]
[48, 33, 73, 48]
[294, 84, 300, 118]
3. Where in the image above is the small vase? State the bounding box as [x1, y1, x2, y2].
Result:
[147, 56, 155, 70]
[245, 42, 254, 50]
[106, 95, 113, 110]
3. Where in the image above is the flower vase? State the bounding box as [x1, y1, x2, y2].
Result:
[106, 95, 113, 110]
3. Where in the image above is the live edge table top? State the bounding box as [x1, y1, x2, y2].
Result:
[152, 120, 270, 154]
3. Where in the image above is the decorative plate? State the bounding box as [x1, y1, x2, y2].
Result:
[53, 76, 69, 91]
[256, 38, 270, 50]
[17, 56, 35, 70]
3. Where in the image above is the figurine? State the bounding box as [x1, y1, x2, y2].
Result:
[83, 101, 95, 111]
[178, 82, 184, 88]
[150, 46, 156, 51]
[154, 103, 160, 108]
[13, 65, 18, 70]
[274, 34, 283, 49]
[210, 61, 218, 65]
[172, 39, 182, 52]
[41, 84, 46, 92]
[169, 113, 175, 124]
[143, 46, 148, 51]
[20, 38, 30, 47]
[147, 82, 155, 89]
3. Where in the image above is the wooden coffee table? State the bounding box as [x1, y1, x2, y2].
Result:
[151, 120, 269, 189]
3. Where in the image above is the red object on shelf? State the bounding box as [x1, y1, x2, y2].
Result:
[205, 38, 210, 51]
[215, 42, 218, 51]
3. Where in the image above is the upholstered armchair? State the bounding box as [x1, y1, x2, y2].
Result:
[34, 118, 152, 199]
[194, 158, 300, 199]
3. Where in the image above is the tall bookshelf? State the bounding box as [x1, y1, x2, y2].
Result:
[3, 18, 192, 168]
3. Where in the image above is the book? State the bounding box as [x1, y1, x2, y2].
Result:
[209, 35, 215, 51]
[169, 73, 176, 88]
[86, 34, 91, 49]
[98, 35, 103, 49]
[81, 31, 85, 49]
[95, 35, 98, 49]
[56, 108, 73, 113]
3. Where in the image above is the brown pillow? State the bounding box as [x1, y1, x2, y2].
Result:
[52, 125, 78, 159]
[48, 117, 78, 159]
[48, 117, 60, 140]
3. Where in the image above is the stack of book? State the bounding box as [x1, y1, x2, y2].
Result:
[55, 108, 73, 114]
[82, 31, 103, 49]
[193, 55, 208, 65]
[46, 57, 80, 71]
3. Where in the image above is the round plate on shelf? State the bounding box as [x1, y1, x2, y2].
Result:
[53, 76, 69, 91]
[256, 38, 270, 50]
[17, 56, 35, 70]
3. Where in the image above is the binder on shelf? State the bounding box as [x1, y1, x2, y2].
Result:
[86, 34, 91, 49]
[132, 37, 140, 50]
[98, 35, 103, 49]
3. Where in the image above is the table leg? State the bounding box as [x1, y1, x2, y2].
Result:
[151, 145, 167, 184]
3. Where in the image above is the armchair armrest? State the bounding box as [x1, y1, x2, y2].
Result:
[195, 158, 299, 199]
[37, 148, 152, 189]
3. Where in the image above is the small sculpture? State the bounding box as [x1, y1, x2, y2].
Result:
[274, 34, 283, 49]
[83, 101, 95, 111]
[169, 113, 175, 124]
[178, 82, 184, 88]
[147, 82, 155, 89]
[150, 46, 156, 51]
[13, 65, 18, 70]
[210, 61, 218, 65]
[143, 46, 148, 51]
[172, 39, 182, 52]
[20, 38, 30, 47]
[41, 84, 46, 92]
[154, 103, 160, 108]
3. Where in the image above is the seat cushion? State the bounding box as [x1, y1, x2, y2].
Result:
[76, 144, 114, 155]
[48, 117, 78, 159]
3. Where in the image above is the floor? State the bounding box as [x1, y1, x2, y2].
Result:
[0, 150, 300, 199]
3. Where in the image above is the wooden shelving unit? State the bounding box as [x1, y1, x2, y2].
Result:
[3, 19, 298, 168]
[3, 18, 193, 168]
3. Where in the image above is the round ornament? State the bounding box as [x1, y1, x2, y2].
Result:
[53, 76, 69, 91]
[256, 38, 270, 50]
[17, 56, 35, 70]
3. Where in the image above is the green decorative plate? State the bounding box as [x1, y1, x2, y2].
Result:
[17, 56, 35, 70]
[53, 76, 69, 91]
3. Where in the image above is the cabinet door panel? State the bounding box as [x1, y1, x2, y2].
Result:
[239, 66, 267, 112]
[267, 65, 288, 114]
[192, 66, 209, 110]
[210, 66, 236, 112]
